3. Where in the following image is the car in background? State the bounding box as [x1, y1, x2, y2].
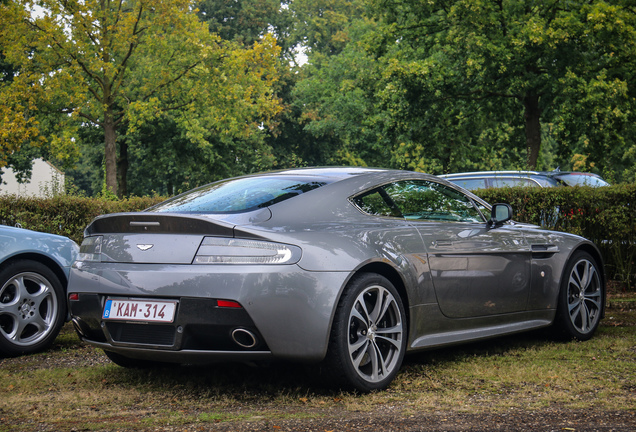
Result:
[0, 225, 79, 356]
[439, 170, 609, 191]
[68, 167, 605, 392]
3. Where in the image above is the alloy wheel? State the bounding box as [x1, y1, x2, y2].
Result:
[0, 272, 58, 346]
[347, 284, 404, 383]
[566, 258, 602, 335]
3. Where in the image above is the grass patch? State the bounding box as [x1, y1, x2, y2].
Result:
[1, 306, 634, 431]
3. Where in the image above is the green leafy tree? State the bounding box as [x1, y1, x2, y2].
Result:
[0, 0, 282, 197]
[1, 28, 65, 184]
[288, 0, 529, 172]
[289, 0, 364, 56]
[291, 18, 384, 166]
[282, 0, 378, 167]
[197, 0, 285, 47]
[195, 0, 319, 171]
[0, 39, 43, 174]
[367, 0, 636, 174]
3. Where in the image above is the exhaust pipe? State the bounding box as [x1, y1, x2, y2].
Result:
[231, 328, 258, 349]
[71, 317, 87, 337]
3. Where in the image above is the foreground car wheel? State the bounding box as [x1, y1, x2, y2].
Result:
[0, 260, 66, 356]
[554, 251, 604, 341]
[327, 273, 406, 392]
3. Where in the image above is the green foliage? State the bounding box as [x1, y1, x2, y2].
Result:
[287, 0, 636, 181]
[0, 195, 164, 244]
[289, 0, 365, 56]
[0, 0, 283, 197]
[197, 0, 284, 47]
[476, 184, 636, 289]
[292, 18, 385, 167]
[368, 0, 636, 174]
[2, 0, 636, 196]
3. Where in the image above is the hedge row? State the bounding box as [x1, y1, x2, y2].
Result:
[0, 195, 164, 245]
[475, 184, 636, 289]
[0, 185, 634, 289]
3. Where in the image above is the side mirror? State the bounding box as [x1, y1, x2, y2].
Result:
[488, 203, 513, 228]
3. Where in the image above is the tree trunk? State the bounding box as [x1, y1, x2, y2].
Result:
[523, 94, 541, 169]
[117, 140, 128, 198]
[104, 111, 118, 195]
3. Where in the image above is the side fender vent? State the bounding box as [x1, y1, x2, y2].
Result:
[531, 244, 559, 259]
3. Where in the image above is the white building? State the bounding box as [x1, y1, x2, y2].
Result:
[0, 158, 65, 197]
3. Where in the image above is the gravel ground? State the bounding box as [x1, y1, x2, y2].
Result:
[25, 410, 636, 431]
[194, 410, 635, 432]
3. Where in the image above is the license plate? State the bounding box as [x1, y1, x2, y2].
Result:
[103, 298, 177, 323]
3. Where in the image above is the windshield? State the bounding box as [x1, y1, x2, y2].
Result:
[149, 176, 329, 213]
[554, 174, 610, 187]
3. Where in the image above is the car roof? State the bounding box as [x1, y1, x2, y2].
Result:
[259, 166, 488, 206]
[113, 167, 490, 228]
[248, 166, 400, 181]
[256, 166, 455, 188]
[438, 170, 603, 179]
[231, 166, 447, 188]
[144, 166, 470, 218]
[275, 166, 387, 176]
[226, 167, 491, 227]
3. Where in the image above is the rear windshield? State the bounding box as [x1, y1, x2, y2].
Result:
[148, 176, 329, 213]
[554, 174, 610, 187]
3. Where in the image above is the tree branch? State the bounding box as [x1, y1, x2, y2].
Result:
[77, 111, 101, 126]
[112, 2, 146, 96]
[23, 17, 106, 95]
[142, 60, 202, 103]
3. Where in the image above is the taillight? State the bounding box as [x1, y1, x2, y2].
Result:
[193, 237, 301, 265]
[77, 236, 103, 262]
[217, 300, 242, 308]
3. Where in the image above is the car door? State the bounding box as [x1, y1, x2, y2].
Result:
[381, 179, 532, 318]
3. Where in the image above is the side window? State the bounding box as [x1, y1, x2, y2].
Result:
[352, 180, 485, 223]
[352, 190, 398, 217]
[384, 180, 484, 222]
[493, 178, 539, 188]
[450, 178, 488, 190]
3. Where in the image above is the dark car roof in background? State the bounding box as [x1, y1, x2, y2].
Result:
[439, 170, 602, 178]
[439, 170, 609, 187]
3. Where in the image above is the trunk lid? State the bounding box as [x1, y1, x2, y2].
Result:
[85, 213, 237, 264]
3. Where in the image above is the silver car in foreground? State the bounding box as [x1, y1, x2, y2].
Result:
[0, 226, 79, 356]
[68, 168, 605, 391]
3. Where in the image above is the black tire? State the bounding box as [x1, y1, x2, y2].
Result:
[0, 260, 66, 356]
[104, 350, 170, 368]
[326, 273, 407, 392]
[553, 251, 604, 341]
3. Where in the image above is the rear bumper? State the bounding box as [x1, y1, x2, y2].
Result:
[67, 262, 350, 363]
[78, 339, 274, 365]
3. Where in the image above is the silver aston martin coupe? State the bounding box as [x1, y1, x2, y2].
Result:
[68, 167, 605, 391]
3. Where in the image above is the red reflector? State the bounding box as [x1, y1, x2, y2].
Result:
[217, 299, 242, 308]
[68, 293, 79, 301]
